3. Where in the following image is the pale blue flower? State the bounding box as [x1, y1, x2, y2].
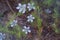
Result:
[0, 33, 5, 40]
[10, 20, 17, 27]
[27, 3, 35, 11]
[45, 9, 52, 14]
[22, 26, 31, 34]
[27, 14, 35, 22]
[16, 3, 26, 13]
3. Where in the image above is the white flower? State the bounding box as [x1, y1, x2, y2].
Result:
[27, 3, 35, 11]
[27, 15, 35, 22]
[22, 26, 31, 34]
[10, 20, 17, 27]
[0, 33, 5, 40]
[45, 9, 52, 14]
[16, 3, 26, 13]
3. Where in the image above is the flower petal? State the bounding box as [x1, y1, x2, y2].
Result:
[28, 30, 31, 33]
[27, 19, 30, 22]
[29, 8, 31, 11]
[28, 3, 31, 6]
[11, 24, 14, 27]
[19, 9, 22, 12]
[30, 15, 32, 17]
[23, 4, 26, 7]
[25, 32, 28, 34]
[27, 6, 29, 8]
[33, 7, 35, 9]
[22, 9, 26, 13]
[0, 33, 2, 35]
[16, 7, 20, 9]
[18, 3, 21, 6]
[33, 17, 35, 19]
[31, 20, 33, 22]
[27, 16, 29, 18]
[22, 29, 25, 32]
[27, 27, 30, 29]
[24, 26, 27, 29]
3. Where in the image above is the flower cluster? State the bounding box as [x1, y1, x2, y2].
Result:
[16, 3, 35, 13]
[0, 33, 5, 40]
[22, 14, 35, 34]
[14, 2, 36, 34]
[16, 3, 35, 23]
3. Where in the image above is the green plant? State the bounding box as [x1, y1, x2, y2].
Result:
[43, 0, 55, 7]
[52, 8, 60, 34]
[31, 11, 42, 30]
[52, 23, 60, 34]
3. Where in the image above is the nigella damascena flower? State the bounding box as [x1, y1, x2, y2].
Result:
[27, 14, 35, 22]
[22, 26, 31, 34]
[16, 3, 26, 13]
[0, 33, 5, 40]
[27, 3, 35, 11]
[10, 20, 17, 27]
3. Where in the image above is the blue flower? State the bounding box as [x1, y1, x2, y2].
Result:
[10, 20, 17, 27]
[27, 14, 35, 22]
[22, 26, 31, 34]
[45, 9, 52, 14]
[0, 33, 5, 40]
[27, 3, 35, 11]
[16, 3, 26, 13]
